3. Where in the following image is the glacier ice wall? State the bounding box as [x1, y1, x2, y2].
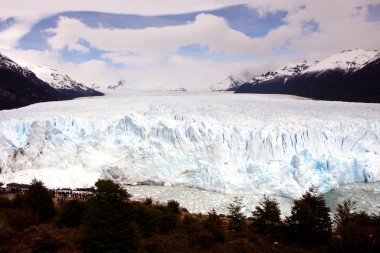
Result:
[0, 92, 379, 198]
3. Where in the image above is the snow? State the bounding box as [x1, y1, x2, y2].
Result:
[0, 91, 379, 200]
[27, 65, 92, 91]
[274, 61, 315, 76]
[245, 49, 379, 85]
[304, 49, 378, 73]
[209, 76, 243, 91]
[0, 52, 32, 77]
[248, 61, 316, 83]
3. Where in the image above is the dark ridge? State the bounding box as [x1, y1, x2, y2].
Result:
[236, 57, 380, 103]
[0, 53, 104, 110]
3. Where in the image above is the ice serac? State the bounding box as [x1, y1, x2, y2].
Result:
[0, 93, 379, 199]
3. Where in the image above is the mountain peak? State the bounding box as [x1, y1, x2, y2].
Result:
[0, 52, 103, 110]
[247, 61, 316, 85]
[209, 75, 243, 91]
[235, 48, 380, 103]
[305, 49, 378, 73]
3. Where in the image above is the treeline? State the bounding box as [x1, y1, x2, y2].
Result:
[0, 179, 379, 253]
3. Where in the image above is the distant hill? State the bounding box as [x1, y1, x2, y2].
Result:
[235, 49, 380, 103]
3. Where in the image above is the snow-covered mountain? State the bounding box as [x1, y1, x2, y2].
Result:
[304, 49, 379, 73]
[209, 76, 244, 91]
[248, 61, 317, 84]
[0, 52, 103, 110]
[28, 65, 103, 97]
[0, 52, 64, 110]
[236, 49, 380, 103]
[0, 91, 379, 200]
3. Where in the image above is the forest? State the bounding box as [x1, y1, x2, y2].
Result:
[0, 179, 379, 253]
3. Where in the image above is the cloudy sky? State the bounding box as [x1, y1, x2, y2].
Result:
[0, 0, 379, 90]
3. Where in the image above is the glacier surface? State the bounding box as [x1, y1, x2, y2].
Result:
[0, 91, 379, 199]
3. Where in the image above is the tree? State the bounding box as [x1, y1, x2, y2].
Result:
[252, 195, 281, 235]
[334, 199, 357, 229]
[153, 200, 181, 234]
[58, 200, 88, 228]
[203, 209, 225, 243]
[181, 210, 225, 249]
[23, 179, 55, 222]
[158, 211, 178, 234]
[135, 204, 160, 237]
[227, 197, 246, 232]
[286, 186, 331, 244]
[181, 214, 201, 235]
[332, 200, 380, 253]
[83, 179, 138, 253]
[167, 199, 180, 214]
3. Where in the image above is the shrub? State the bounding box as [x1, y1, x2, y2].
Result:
[83, 179, 139, 253]
[144, 197, 153, 206]
[23, 179, 55, 222]
[135, 204, 160, 237]
[203, 209, 225, 243]
[181, 214, 201, 235]
[4, 208, 38, 230]
[0, 196, 12, 208]
[222, 238, 256, 253]
[58, 200, 88, 228]
[167, 200, 180, 214]
[158, 212, 178, 234]
[332, 200, 380, 253]
[30, 229, 59, 253]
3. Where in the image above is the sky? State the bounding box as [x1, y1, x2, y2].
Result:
[0, 0, 379, 90]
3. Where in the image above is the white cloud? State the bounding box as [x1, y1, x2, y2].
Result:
[289, 0, 380, 58]
[3, 46, 285, 90]
[47, 14, 265, 57]
[113, 55, 280, 90]
[245, 0, 380, 59]
[0, 0, 249, 51]
[0, 23, 30, 49]
[1, 0, 379, 90]
[0, 14, 42, 49]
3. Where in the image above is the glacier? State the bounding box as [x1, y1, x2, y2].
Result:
[0, 91, 379, 199]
